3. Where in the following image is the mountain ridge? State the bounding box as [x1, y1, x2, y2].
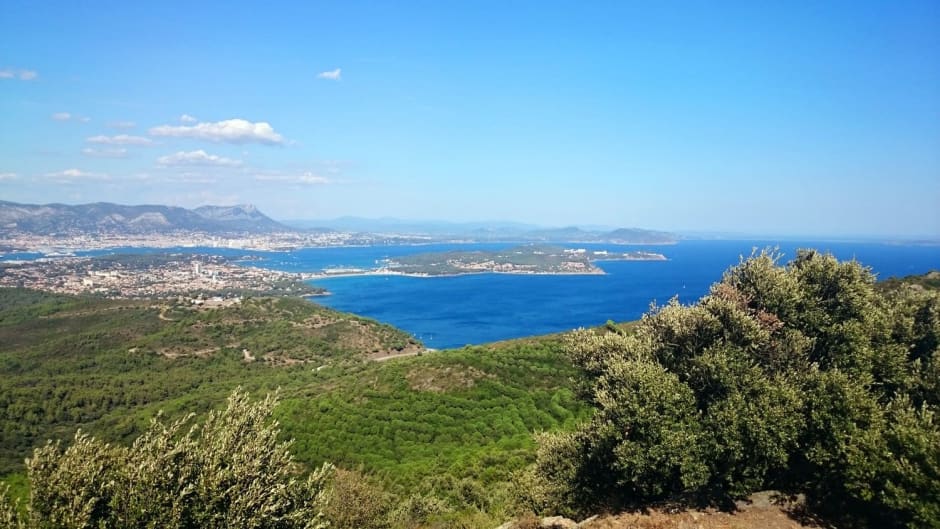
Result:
[286, 216, 679, 243]
[0, 200, 290, 235]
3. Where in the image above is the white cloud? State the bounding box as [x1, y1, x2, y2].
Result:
[1, 69, 37, 81]
[45, 168, 109, 182]
[107, 121, 136, 129]
[0, 172, 17, 180]
[255, 171, 331, 185]
[157, 149, 242, 167]
[52, 112, 90, 123]
[86, 134, 154, 146]
[149, 118, 285, 145]
[317, 68, 342, 81]
[82, 147, 128, 158]
[180, 114, 197, 123]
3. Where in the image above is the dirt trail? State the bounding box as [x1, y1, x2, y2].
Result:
[371, 348, 436, 362]
[157, 307, 176, 321]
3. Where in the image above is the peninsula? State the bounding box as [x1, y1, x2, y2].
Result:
[313, 245, 667, 278]
[0, 252, 324, 299]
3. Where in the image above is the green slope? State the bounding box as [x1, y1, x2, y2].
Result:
[0, 288, 586, 510]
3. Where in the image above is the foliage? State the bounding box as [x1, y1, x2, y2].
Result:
[879, 270, 940, 293]
[0, 388, 332, 529]
[323, 468, 392, 529]
[0, 288, 587, 528]
[532, 250, 940, 528]
[0, 291, 415, 475]
[278, 341, 585, 493]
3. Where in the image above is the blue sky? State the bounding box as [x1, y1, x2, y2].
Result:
[1, 1, 938, 237]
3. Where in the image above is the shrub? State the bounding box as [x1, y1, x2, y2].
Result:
[0, 388, 332, 529]
[534, 250, 940, 528]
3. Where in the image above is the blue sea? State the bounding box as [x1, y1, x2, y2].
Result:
[4, 240, 938, 348]
[246, 240, 939, 348]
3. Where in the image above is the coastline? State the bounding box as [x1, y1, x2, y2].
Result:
[306, 269, 609, 280]
[304, 255, 668, 281]
[2, 238, 679, 255]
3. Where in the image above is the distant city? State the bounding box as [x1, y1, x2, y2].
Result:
[0, 253, 321, 299]
[0, 200, 679, 253]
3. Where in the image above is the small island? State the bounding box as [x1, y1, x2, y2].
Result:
[312, 245, 666, 278]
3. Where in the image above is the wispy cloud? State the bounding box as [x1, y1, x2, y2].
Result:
[0, 172, 17, 180]
[86, 134, 154, 146]
[45, 168, 109, 182]
[179, 114, 197, 123]
[255, 171, 331, 185]
[0, 69, 38, 81]
[134, 171, 219, 184]
[51, 112, 90, 123]
[82, 147, 129, 158]
[157, 150, 242, 167]
[317, 68, 342, 81]
[107, 121, 136, 129]
[149, 118, 286, 145]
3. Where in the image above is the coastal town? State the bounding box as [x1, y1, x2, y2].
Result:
[0, 253, 322, 299]
[0, 244, 670, 300]
[0, 229, 432, 254]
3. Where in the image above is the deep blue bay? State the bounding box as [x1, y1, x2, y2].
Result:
[4, 240, 936, 348]
[250, 240, 939, 348]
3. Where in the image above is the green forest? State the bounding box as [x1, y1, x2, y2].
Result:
[0, 288, 587, 527]
[1, 253, 938, 528]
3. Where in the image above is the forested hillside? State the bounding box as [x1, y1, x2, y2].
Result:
[2, 258, 938, 528]
[0, 290, 421, 475]
[0, 289, 586, 527]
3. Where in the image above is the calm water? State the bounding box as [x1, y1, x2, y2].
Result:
[261, 240, 939, 348]
[4, 240, 937, 348]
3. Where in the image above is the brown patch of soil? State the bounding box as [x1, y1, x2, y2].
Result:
[580, 492, 824, 529]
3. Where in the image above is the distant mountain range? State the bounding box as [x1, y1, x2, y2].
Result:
[285, 217, 541, 235]
[0, 201, 289, 235]
[522, 226, 677, 244]
[288, 217, 678, 244]
[0, 201, 679, 244]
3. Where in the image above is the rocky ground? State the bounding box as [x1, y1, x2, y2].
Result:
[502, 492, 827, 529]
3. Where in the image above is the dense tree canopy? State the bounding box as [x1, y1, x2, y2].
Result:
[530, 250, 940, 529]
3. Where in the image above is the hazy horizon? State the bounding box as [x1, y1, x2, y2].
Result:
[3, 194, 939, 242]
[2, 1, 938, 238]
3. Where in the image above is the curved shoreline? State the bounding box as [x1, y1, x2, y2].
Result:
[305, 269, 609, 280]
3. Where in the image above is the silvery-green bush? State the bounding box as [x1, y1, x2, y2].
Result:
[1, 389, 332, 529]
